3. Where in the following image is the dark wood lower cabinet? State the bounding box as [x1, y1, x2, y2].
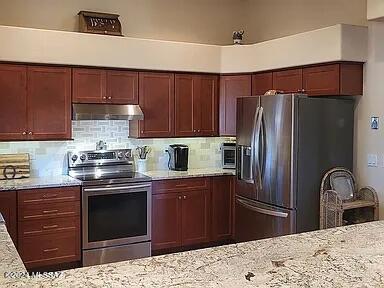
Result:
[211, 176, 233, 242]
[17, 187, 81, 270]
[152, 176, 233, 254]
[0, 191, 17, 246]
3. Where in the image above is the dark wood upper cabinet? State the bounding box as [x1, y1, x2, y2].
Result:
[181, 188, 211, 246]
[273, 68, 303, 93]
[0, 64, 27, 140]
[175, 74, 218, 137]
[27, 66, 72, 140]
[252, 72, 273, 95]
[106, 70, 138, 104]
[72, 68, 106, 103]
[130, 72, 174, 138]
[303, 63, 363, 96]
[152, 193, 182, 251]
[211, 176, 233, 242]
[0, 191, 17, 246]
[198, 75, 218, 136]
[219, 75, 252, 136]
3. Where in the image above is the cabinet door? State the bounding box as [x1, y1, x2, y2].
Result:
[219, 75, 252, 136]
[252, 72, 273, 95]
[138, 72, 175, 138]
[273, 68, 303, 93]
[27, 66, 71, 140]
[152, 193, 182, 251]
[107, 70, 138, 104]
[303, 64, 339, 96]
[72, 68, 106, 103]
[175, 74, 195, 137]
[198, 75, 218, 136]
[211, 176, 232, 242]
[181, 189, 211, 246]
[0, 64, 27, 140]
[0, 192, 17, 245]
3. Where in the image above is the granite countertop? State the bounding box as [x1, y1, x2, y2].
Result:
[3, 221, 384, 287]
[0, 175, 82, 191]
[144, 168, 236, 180]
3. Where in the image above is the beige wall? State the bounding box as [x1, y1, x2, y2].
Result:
[0, 0, 366, 45]
[0, 0, 246, 45]
[243, 0, 367, 44]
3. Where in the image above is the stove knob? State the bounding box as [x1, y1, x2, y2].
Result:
[124, 151, 131, 158]
[71, 154, 78, 162]
[117, 152, 124, 159]
[80, 154, 87, 161]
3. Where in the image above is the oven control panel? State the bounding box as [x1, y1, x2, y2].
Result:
[68, 149, 133, 167]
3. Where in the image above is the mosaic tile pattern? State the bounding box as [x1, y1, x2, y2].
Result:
[0, 121, 235, 176]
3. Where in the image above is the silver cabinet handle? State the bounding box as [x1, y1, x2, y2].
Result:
[84, 184, 151, 192]
[178, 196, 182, 200]
[108, 96, 112, 100]
[102, 96, 107, 99]
[22, 132, 26, 135]
[236, 198, 288, 218]
[183, 195, 186, 199]
[28, 131, 33, 135]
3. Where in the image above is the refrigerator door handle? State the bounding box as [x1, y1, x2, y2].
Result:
[236, 197, 289, 218]
[259, 109, 265, 185]
[254, 106, 263, 190]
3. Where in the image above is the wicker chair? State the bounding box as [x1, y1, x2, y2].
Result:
[320, 167, 379, 229]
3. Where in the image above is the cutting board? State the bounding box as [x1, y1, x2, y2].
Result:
[0, 153, 30, 180]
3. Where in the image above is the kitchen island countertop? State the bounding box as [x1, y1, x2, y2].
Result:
[2, 220, 384, 287]
[0, 175, 82, 191]
[144, 167, 236, 180]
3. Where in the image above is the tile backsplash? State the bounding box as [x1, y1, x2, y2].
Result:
[0, 120, 235, 177]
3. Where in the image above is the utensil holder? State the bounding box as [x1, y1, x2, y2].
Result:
[137, 159, 148, 173]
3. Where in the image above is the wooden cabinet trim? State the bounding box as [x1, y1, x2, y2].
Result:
[152, 178, 209, 194]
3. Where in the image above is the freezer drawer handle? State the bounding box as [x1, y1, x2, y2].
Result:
[236, 198, 288, 218]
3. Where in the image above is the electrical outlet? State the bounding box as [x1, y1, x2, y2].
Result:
[368, 154, 378, 167]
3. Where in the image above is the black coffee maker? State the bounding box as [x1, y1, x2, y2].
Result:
[167, 144, 189, 171]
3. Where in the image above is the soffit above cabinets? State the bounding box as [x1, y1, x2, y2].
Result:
[0, 24, 367, 74]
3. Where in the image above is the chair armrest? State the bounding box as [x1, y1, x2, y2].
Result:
[357, 186, 378, 204]
[322, 189, 343, 208]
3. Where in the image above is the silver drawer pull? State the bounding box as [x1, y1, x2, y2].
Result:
[43, 225, 58, 229]
[43, 248, 58, 253]
[42, 210, 58, 214]
[42, 194, 58, 198]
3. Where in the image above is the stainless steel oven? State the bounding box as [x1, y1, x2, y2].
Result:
[68, 148, 152, 267]
[221, 142, 236, 169]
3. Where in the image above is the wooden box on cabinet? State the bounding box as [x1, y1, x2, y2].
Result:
[303, 63, 363, 96]
[0, 64, 71, 141]
[219, 75, 252, 136]
[152, 178, 211, 251]
[17, 186, 81, 269]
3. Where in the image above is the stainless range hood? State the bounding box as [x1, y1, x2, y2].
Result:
[72, 104, 144, 120]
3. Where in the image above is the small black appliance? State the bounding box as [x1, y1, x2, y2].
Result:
[167, 144, 189, 171]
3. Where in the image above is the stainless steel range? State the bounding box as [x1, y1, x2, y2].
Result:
[67, 149, 152, 267]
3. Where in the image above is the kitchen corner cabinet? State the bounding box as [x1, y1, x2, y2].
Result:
[303, 63, 363, 96]
[273, 68, 303, 93]
[219, 75, 252, 136]
[0, 64, 71, 141]
[130, 72, 175, 138]
[211, 176, 233, 242]
[72, 68, 138, 104]
[252, 72, 273, 95]
[175, 74, 218, 137]
[152, 178, 211, 251]
[0, 191, 17, 246]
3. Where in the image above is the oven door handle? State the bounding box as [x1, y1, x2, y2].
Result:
[83, 184, 151, 192]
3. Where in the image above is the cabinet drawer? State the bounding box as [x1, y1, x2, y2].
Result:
[19, 217, 79, 237]
[18, 186, 80, 205]
[19, 231, 80, 268]
[153, 177, 209, 194]
[18, 201, 80, 221]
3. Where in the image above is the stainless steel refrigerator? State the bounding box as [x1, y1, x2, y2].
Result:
[235, 94, 354, 242]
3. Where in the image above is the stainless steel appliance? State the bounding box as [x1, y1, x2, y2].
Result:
[221, 142, 236, 169]
[72, 104, 144, 120]
[235, 94, 354, 242]
[166, 144, 189, 171]
[68, 149, 152, 267]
